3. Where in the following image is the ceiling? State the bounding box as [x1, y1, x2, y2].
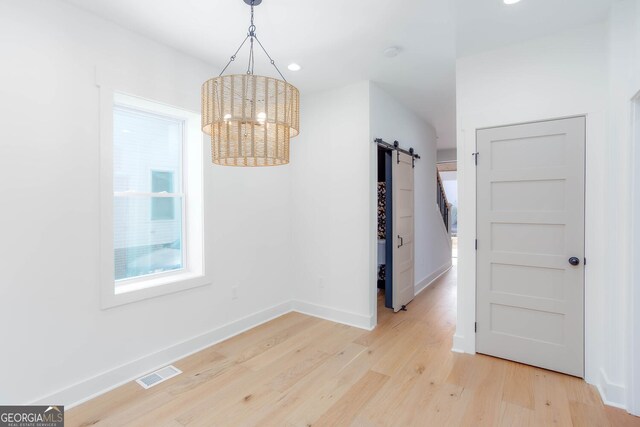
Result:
[63, 0, 613, 150]
[456, 0, 613, 57]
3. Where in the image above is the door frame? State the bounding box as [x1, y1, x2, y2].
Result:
[454, 112, 605, 388]
[474, 117, 586, 377]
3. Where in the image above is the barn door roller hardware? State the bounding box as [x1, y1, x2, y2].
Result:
[374, 138, 420, 167]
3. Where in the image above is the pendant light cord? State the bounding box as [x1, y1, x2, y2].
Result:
[218, 0, 288, 82]
[219, 35, 249, 76]
[247, 1, 256, 75]
[253, 36, 286, 81]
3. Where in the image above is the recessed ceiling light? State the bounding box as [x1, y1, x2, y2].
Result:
[287, 63, 301, 71]
[503, 0, 521, 4]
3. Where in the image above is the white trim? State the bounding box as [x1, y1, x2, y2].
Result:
[29, 292, 631, 411]
[596, 368, 628, 410]
[114, 192, 184, 198]
[98, 87, 207, 309]
[112, 272, 210, 301]
[629, 92, 640, 416]
[452, 334, 466, 354]
[369, 128, 380, 331]
[32, 301, 294, 409]
[414, 262, 452, 296]
[31, 300, 377, 408]
[292, 300, 375, 331]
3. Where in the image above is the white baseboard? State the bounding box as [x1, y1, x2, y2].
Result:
[450, 342, 629, 411]
[595, 368, 627, 410]
[452, 333, 467, 354]
[33, 298, 376, 409]
[415, 262, 452, 296]
[32, 300, 293, 409]
[292, 300, 375, 331]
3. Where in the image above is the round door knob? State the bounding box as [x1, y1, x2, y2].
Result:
[568, 257, 580, 266]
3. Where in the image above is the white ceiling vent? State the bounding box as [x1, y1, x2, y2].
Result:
[136, 365, 182, 389]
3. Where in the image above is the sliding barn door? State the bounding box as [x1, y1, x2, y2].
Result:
[392, 152, 415, 312]
[476, 117, 585, 377]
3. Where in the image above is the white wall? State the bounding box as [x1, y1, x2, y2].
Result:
[289, 81, 374, 328]
[608, 0, 640, 415]
[455, 21, 633, 408]
[0, 0, 459, 408]
[0, 0, 292, 406]
[370, 84, 452, 296]
[290, 82, 451, 329]
[437, 148, 457, 162]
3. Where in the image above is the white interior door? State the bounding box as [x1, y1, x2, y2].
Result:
[392, 152, 415, 312]
[476, 117, 585, 377]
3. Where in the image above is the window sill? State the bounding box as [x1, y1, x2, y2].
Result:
[101, 271, 210, 309]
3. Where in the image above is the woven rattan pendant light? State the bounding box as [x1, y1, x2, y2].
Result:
[202, 0, 300, 166]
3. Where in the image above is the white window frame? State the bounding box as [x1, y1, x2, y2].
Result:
[100, 91, 208, 309]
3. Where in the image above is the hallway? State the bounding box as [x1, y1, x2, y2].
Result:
[67, 266, 638, 426]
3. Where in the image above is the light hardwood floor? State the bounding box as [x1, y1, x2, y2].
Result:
[67, 265, 639, 426]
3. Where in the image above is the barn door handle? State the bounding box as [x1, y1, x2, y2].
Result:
[398, 235, 404, 248]
[568, 257, 580, 266]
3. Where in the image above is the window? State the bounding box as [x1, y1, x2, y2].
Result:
[151, 171, 176, 221]
[100, 91, 206, 308]
[113, 106, 185, 281]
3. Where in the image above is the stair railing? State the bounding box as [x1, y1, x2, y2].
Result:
[436, 170, 451, 233]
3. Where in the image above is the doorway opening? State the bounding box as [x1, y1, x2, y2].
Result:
[437, 162, 457, 260]
[377, 146, 393, 311]
[374, 139, 418, 315]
